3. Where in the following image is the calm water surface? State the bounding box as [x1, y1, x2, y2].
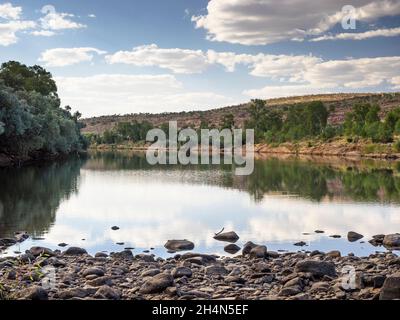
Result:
[1, 151, 400, 257]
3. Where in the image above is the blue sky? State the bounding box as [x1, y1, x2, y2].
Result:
[1, 0, 400, 117]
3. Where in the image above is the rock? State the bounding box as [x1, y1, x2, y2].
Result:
[111, 250, 134, 260]
[139, 273, 174, 294]
[95, 252, 108, 258]
[29, 247, 55, 257]
[164, 240, 194, 251]
[326, 250, 341, 258]
[205, 265, 228, 276]
[380, 273, 400, 300]
[82, 267, 105, 277]
[278, 286, 301, 297]
[310, 282, 330, 293]
[0, 238, 17, 246]
[383, 234, 400, 249]
[329, 235, 341, 238]
[111, 226, 120, 231]
[141, 269, 161, 277]
[347, 231, 364, 242]
[213, 231, 240, 243]
[242, 241, 258, 255]
[172, 267, 192, 278]
[47, 257, 66, 267]
[314, 230, 325, 234]
[224, 244, 241, 254]
[249, 245, 268, 259]
[64, 247, 87, 256]
[95, 285, 120, 300]
[180, 253, 216, 264]
[59, 288, 90, 300]
[7, 270, 16, 280]
[19, 286, 48, 300]
[58, 243, 68, 247]
[267, 251, 280, 259]
[135, 254, 155, 262]
[294, 241, 307, 247]
[224, 276, 246, 284]
[369, 234, 385, 246]
[86, 276, 113, 287]
[14, 231, 29, 242]
[295, 260, 337, 278]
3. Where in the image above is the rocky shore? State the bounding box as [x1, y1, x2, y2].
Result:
[1, 232, 400, 301]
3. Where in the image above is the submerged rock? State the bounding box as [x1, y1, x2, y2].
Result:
[164, 240, 194, 252]
[213, 231, 240, 243]
[111, 226, 120, 231]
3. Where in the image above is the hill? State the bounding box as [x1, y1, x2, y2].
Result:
[81, 93, 400, 134]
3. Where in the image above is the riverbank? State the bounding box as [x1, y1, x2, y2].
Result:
[1, 234, 400, 300]
[88, 138, 400, 160]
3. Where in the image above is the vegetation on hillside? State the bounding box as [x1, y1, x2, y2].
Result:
[86, 98, 400, 149]
[0, 61, 87, 163]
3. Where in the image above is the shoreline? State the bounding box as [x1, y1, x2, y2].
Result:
[1, 233, 400, 300]
[88, 139, 400, 161]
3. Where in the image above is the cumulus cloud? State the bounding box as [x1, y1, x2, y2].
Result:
[39, 47, 107, 67]
[0, 3, 36, 46]
[106, 44, 210, 74]
[192, 0, 400, 45]
[55, 74, 235, 116]
[244, 56, 400, 98]
[0, 20, 36, 46]
[106, 44, 323, 79]
[310, 27, 400, 41]
[0, 2, 22, 20]
[39, 5, 86, 31]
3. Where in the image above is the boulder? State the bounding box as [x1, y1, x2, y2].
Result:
[347, 231, 364, 242]
[295, 260, 336, 278]
[29, 246, 55, 257]
[95, 285, 120, 300]
[164, 240, 194, 252]
[224, 244, 241, 254]
[172, 267, 192, 278]
[82, 267, 105, 277]
[383, 234, 400, 249]
[249, 245, 268, 259]
[242, 241, 258, 255]
[139, 273, 174, 294]
[213, 231, 239, 243]
[111, 250, 134, 260]
[19, 286, 48, 300]
[380, 273, 400, 300]
[64, 247, 87, 256]
[205, 265, 228, 276]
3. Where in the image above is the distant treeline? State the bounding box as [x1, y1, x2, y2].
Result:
[85, 99, 400, 150]
[0, 61, 87, 163]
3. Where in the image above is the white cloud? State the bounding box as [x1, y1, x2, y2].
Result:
[31, 30, 56, 37]
[192, 0, 400, 45]
[310, 27, 400, 41]
[244, 56, 400, 98]
[39, 47, 107, 67]
[303, 56, 400, 88]
[0, 2, 22, 20]
[106, 44, 209, 74]
[55, 74, 235, 116]
[0, 20, 36, 46]
[88, 14, 96, 18]
[40, 5, 86, 31]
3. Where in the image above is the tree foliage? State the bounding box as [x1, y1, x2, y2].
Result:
[0, 61, 87, 159]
